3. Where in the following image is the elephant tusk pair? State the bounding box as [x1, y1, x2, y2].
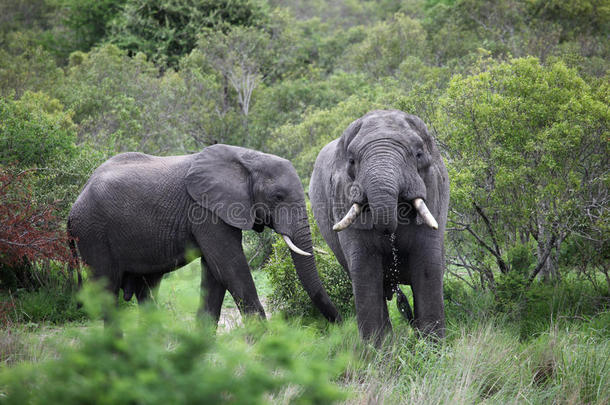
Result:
[332, 198, 438, 232]
[282, 234, 312, 256]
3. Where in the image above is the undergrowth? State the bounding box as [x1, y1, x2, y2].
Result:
[1, 270, 608, 404]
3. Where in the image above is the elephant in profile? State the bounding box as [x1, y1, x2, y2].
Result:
[310, 110, 449, 341]
[68, 144, 341, 324]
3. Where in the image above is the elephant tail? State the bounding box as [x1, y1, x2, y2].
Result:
[67, 219, 83, 289]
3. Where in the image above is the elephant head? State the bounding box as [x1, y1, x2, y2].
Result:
[332, 110, 442, 234]
[186, 144, 341, 322]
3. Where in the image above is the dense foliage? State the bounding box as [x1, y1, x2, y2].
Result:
[0, 285, 348, 404]
[439, 57, 609, 284]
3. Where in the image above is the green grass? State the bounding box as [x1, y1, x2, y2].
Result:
[156, 259, 272, 317]
[1, 268, 608, 404]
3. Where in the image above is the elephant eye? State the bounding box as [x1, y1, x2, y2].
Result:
[416, 152, 423, 159]
[349, 158, 355, 165]
[273, 192, 285, 202]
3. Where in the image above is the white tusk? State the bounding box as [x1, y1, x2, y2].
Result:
[413, 198, 438, 230]
[333, 203, 362, 232]
[282, 235, 312, 256]
[313, 246, 330, 255]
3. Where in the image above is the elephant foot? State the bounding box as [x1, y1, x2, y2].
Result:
[396, 287, 414, 324]
[414, 319, 445, 341]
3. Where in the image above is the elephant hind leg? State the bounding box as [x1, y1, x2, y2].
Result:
[122, 274, 136, 301]
[135, 273, 163, 304]
[198, 259, 226, 324]
[396, 287, 414, 324]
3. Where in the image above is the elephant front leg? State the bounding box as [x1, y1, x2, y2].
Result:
[195, 226, 266, 322]
[347, 248, 391, 343]
[409, 239, 445, 339]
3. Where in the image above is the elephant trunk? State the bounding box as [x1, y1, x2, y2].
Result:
[362, 153, 402, 234]
[289, 215, 342, 323]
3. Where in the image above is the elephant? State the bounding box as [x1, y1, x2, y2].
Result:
[68, 144, 341, 324]
[309, 110, 449, 342]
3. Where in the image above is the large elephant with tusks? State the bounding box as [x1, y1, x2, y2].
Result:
[310, 110, 449, 342]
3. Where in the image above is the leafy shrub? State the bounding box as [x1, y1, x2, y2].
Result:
[439, 57, 609, 283]
[5, 289, 85, 325]
[445, 272, 610, 340]
[490, 272, 610, 339]
[0, 284, 349, 404]
[265, 205, 354, 319]
[506, 241, 536, 275]
[0, 92, 76, 167]
[0, 166, 85, 324]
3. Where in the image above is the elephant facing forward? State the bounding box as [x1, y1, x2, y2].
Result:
[310, 110, 449, 342]
[69, 144, 341, 324]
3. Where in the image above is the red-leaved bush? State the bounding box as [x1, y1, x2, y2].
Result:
[0, 167, 73, 289]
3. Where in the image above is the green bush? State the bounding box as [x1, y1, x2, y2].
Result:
[0, 92, 76, 167]
[0, 284, 348, 404]
[506, 241, 536, 275]
[265, 205, 354, 319]
[0, 261, 85, 325]
[7, 289, 84, 325]
[445, 273, 610, 340]
[489, 273, 609, 339]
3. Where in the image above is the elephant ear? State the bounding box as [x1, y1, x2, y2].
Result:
[331, 118, 374, 230]
[186, 144, 254, 230]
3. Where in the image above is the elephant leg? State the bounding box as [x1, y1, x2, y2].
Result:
[83, 246, 121, 299]
[346, 247, 391, 343]
[408, 238, 445, 338]
[197, 259, 226, 323]
[195, 226, 265, 320]
[135, 273, 163, 304]
[396, 286, 414, 324]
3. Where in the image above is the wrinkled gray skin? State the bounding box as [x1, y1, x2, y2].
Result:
[310, 110, 449, 342]
[69, 144, 341, 324]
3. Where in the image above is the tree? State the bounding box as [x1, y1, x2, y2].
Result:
[56, 0, 127, 53]
[108, 0, 268, 68]
[342, 13, 428, 78]
[196, 26, 270, 143]
[0, 32, 64, 99]
[60, 44, 230, 154]
[438, 57, 609, 285]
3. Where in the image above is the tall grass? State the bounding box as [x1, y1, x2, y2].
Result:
[335, 312, 609, 404]
[1, 270, 608, 404]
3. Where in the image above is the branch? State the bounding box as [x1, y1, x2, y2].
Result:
[451, 218, 508, 274]
[473, 202, 509, 273]
[527, 234, 557, 285]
